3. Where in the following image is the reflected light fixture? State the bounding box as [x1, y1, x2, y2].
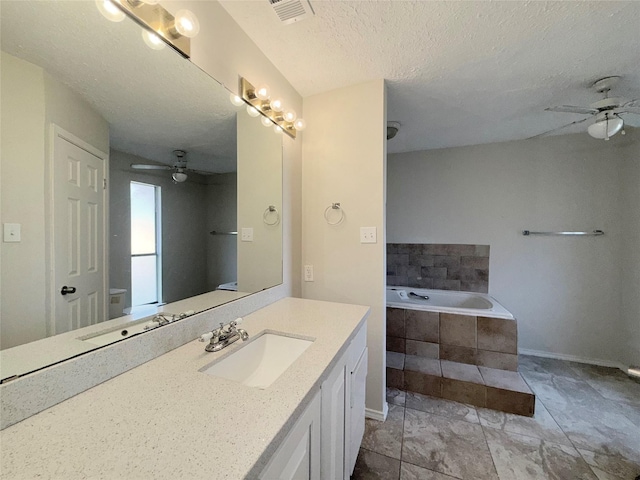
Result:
[96, 0, 126, 22]
[172, 170, 188, 183]
[587, 113, 624, 141]
[142, 30, 166, 50]
[240, 78, 305, 139]
[247, 105, 260, 117]
[230, 93, 245, 107]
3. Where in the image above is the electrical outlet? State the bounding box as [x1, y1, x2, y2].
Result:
[304, 265, 314, 282]
[241, 227, 253, 242]
[360, 226, 377, 244]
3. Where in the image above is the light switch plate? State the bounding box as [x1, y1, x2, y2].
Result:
[241, 227, 253, 242]
[360, 226, 377, 244]
[3, 223, 21, 243]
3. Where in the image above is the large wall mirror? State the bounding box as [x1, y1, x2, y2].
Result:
[0, 1, 283, 380]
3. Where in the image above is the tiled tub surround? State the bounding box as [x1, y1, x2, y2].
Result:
[386, 293, 535, 416]
[0, 298, 369, 478]
[386, 306, 518, 371]
[387, 243, 490, 293]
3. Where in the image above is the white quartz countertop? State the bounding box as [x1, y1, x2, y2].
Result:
[0, 298, 369, 479]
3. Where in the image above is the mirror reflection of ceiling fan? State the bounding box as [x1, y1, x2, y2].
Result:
[534, 76, 640, 141]
[130, 150, 213, 183]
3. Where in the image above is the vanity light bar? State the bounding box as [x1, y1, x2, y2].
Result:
[240, 78, 304, 139]
[107, 0, 194, 57]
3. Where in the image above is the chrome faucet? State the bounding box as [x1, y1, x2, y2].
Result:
[144, 310, 195, 330]
[199, 318, 249, 352]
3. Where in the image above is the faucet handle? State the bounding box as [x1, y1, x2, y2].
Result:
[199, 332, 214, 342]
[229, 317, 243, 328]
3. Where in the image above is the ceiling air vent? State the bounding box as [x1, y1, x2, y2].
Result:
[269, 0, 314, 25]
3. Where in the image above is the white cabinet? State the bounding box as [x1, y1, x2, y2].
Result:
[344, 324, 368, 478]
[260, 392, 321, 480]
[348, 345, 367, 475]
[321, 322, 368, 480]
[320, 351, 347, 480]
[261, 322, 367, 480]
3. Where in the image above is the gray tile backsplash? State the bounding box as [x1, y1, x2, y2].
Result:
[387, 243, 490, 293]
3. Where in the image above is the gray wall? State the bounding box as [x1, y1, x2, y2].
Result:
[109, 150, 215, 310]
[387, 129, 639, 367]
[206, 173, 237, 291]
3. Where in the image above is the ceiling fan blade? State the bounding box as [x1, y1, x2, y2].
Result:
[130, 164, 172, 170]
[621, 99, 639, 108]
[545, 105, 598, 115]
[617, 107, 640, 115]
[528, 117, 590, 139]
[186, 168, 216, 176]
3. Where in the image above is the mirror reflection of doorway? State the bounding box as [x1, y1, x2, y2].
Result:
[130, 181, 161, 312]
[52, 127, 108, 335]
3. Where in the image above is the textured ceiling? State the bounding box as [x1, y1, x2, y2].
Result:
[220, 0, 640, 153]
[1, 1, 237, 172]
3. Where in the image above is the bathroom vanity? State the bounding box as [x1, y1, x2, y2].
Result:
[0, 298, 369, 479]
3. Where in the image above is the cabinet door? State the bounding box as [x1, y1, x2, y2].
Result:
[347, 347, 368, 476]
[321, 352, 347, 480]
[260, 392, 321, 480]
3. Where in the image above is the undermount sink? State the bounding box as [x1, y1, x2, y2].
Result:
[201, 332, 314, 389]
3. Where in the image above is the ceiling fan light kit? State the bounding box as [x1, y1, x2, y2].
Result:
[540, 75, 638, 142]
[587, 114, 624, 141]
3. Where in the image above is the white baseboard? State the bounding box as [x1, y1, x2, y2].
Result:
[519, 348, 628, 372]
[365, 402, 388, 421]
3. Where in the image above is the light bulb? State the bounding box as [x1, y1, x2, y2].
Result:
[229, 93, 244, 107]
[96, 0, 125, 22]
[261, 116, 272, 127]
[255, 85, 270, 101]
[273, 125, 283, 134]
[270, 98, 284, 113]
[283, 110, 297, 122]
[142, 30, 166, 50]
[246, 105, 260, 117]
[139, 0, 159, 4]
[293, 118, 306, 131]
[173, 9, 200, 38]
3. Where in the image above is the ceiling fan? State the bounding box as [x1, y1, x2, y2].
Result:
[131, 150, 209, 183]
[536, 76, 640, 141]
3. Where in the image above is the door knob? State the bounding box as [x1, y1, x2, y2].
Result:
[60, 286, 77, 295]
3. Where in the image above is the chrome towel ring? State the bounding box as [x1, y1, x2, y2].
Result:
[324, 203, 345, 225]
[263, 205, 280, 226]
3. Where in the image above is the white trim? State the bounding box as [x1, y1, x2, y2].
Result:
[519, 348, 628, 372]
[365, 402, 388, 422]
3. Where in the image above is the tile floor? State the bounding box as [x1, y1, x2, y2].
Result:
[352, 355, 640, 480]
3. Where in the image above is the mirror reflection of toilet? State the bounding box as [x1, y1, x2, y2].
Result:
[109, 289, 127, 319]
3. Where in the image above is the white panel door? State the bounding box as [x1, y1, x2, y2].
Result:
[52, 130, 107, 333]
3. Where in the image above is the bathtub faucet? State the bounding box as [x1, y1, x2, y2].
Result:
[409, 292, 430, 300]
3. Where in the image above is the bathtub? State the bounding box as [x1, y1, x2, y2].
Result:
[386, 286, 514, 320]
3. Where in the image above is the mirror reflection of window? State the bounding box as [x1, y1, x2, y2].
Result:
[130, 181, 161, 309]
